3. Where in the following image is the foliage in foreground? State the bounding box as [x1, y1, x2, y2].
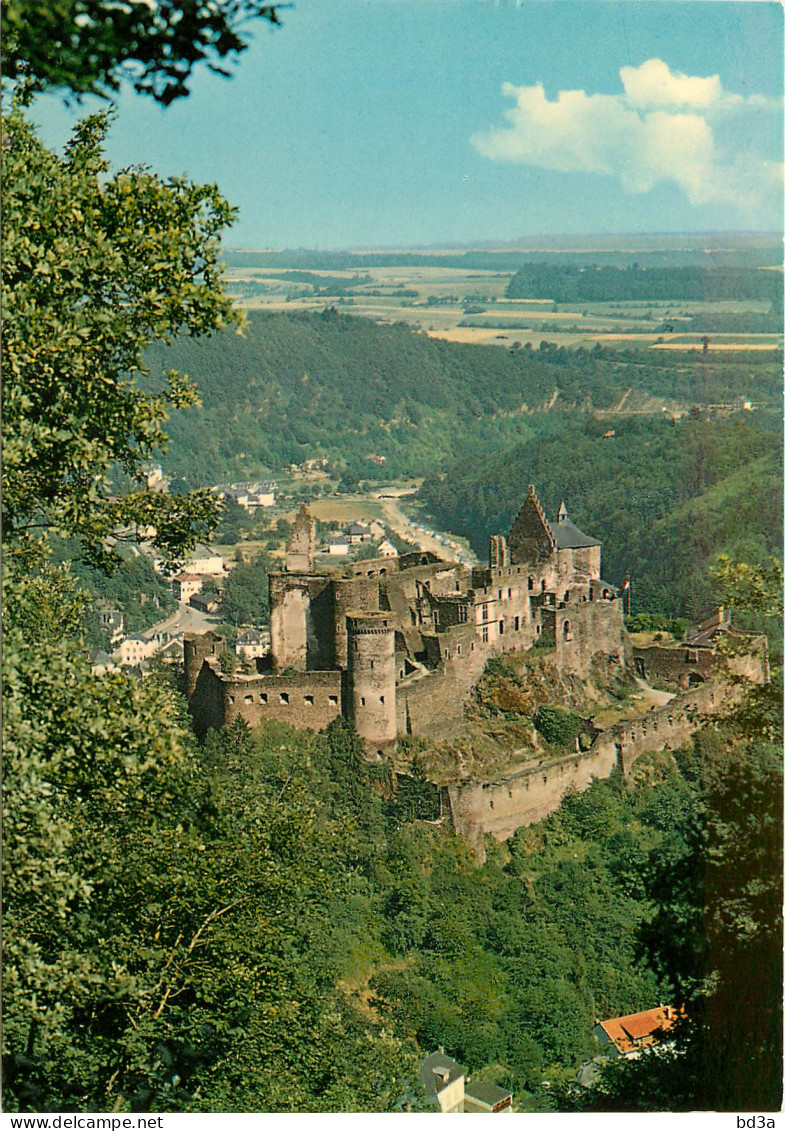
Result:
[2, 0, 283, 104]
[2, 105, 235, 572]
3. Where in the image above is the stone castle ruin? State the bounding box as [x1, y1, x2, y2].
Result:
[185, 486, 767, 842]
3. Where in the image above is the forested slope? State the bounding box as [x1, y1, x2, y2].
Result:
[419, 412, 783, 618]
[147, 311, 781, 485]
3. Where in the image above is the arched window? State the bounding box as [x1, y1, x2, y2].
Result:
[563, 620, 571, 637]
[528, 576, 534, 591]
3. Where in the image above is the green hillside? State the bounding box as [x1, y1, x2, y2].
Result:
[419, 412, 783, 619]
[146, 311, 781, 486]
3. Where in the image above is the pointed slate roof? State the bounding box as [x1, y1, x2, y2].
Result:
[552, 502, 600, 550]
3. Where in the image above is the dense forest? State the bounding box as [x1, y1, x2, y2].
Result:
[5, 616, 781, 1110]
[419, 412, 783, 622]
[506, 264, 783, 304]
[148, 311, 782, 486]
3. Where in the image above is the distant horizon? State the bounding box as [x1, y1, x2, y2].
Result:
[225, 230, 784, 254]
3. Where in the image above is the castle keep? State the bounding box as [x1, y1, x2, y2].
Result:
[186, 486, 627, 755]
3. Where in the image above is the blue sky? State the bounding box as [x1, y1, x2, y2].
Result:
[32, 1, 784, 248]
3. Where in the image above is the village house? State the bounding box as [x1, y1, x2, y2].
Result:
[217, 482, 277, 510]
[113, 634, 159, 667]
[593, 1006, 683, 1059]
[344, 521, 373, 544]
[419, 1051, 513, 1113]
[326, 533, 351, 555]
[186, 543, 227, 577]
[236, 627, 271, 659]
[172, 573, 206, 604]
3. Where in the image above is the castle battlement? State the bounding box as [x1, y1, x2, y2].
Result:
[186, 486, 632, 758]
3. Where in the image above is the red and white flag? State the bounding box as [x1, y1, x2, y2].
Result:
[620, 577, 630, 592]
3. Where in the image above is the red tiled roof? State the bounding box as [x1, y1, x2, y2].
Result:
[598, 1006, 682, 1055]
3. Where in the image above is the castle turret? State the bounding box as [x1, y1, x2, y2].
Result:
[184, 630, 225, 698]
[346, 612, 397, 761]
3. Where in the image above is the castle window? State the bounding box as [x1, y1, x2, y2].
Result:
[536, 625, 541, 635]
[260, 693, 268, 704]
[457, 645, 462, 655]
[360, 696, 366, 706]
[399, 670, 404, 679]
[541, 580, 546, 592]
[482, 605, 489, 621]
[279, 693, 289, 705]
[304, 695, 314, 706]
[498, 620, 504, 635]
[528, 577, 534, 590]
[328, 696, 338, 706]
[514, 616, 520, 631]
[489, 798, 494, 809]
[369, 660, 374, 669]
[563, 589, 570, 602]
[563, 620, 571, 637]
[481, 626, 489, 643]
[498, 589, 502, 599]
[379, 695, 385, 704]
[471, 642, 476, 652]
[228, 695, 235, 704]
[507, 588, 512, 599]
[444, 649, 450, 659]
[244, 694, 253, 704]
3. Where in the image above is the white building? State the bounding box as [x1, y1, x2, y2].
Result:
[236, 627, 271, 659]
[114, 635, 159, 667]
[186, 544, 226, 577]
[326, 534, 351, 556]
[172, 573, 206, 603]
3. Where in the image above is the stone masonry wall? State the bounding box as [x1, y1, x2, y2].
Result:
[223, 669, 343, 730]
[190, 661, 343, 735]
[447, 680, 735, 851]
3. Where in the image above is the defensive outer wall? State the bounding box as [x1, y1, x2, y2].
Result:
[445, 679, 738, 853]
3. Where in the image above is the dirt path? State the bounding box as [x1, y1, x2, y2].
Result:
[633, 676, 674, 707]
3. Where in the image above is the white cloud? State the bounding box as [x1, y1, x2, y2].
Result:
[620, 58, 723, 109]
[471, 59, 783, 213]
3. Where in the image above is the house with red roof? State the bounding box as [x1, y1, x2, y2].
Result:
[593, 1005, 683, 1059]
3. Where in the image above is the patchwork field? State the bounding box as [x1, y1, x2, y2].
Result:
[226, 251, 782, 354]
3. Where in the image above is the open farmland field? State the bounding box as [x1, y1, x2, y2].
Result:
[225, 249, 782, 355]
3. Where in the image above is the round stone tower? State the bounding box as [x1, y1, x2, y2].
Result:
[184, 630, 225, 699]
[346, 612, 397, 761]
